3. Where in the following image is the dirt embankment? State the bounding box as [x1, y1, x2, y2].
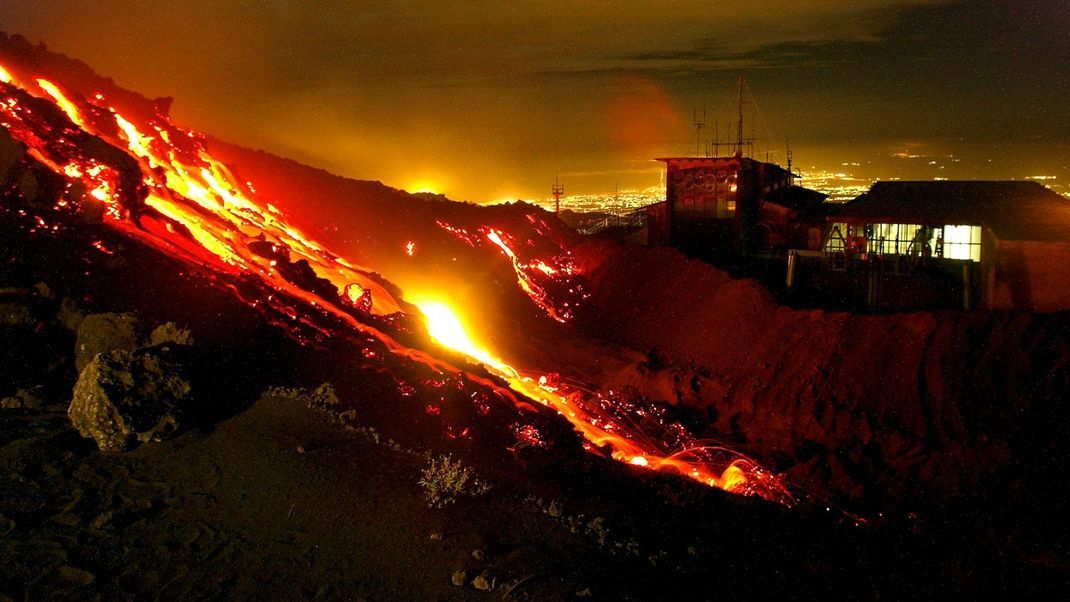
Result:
[573, 240, 1070, 509]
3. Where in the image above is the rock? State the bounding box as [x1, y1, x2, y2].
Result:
[68, 348, 191, 451]
[56, 565, 95, 585]
[0, 387, 45, 410]
[33, 282, 54, 300]
[50, 512, 81, 527]
[57, 298, 86, 331]
[471, 574, 494, 591]
[148, 322, 194, 347]
[75, 313, 140, 372]
[451, 570, 468, 587]
[471, 549, 485, 561]
[307, 382, 339, 408]
[0, 301, 33, 327]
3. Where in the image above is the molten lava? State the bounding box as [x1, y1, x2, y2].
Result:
[414, 299, 790, 500]
[0, 59, 792, 505]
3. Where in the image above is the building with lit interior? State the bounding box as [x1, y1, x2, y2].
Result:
[645, 154, 828, 257]
[824, 180, 1070, 311]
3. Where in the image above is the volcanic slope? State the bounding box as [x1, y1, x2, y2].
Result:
[1, 31, 1069, 595]
[211, 104, 1070, 572]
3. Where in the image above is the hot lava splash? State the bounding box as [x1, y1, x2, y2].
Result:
[0, 59, 792, 505]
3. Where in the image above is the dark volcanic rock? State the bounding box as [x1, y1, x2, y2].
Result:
[57, 298, 87, 331]
[74, 313, 140, 372]
[0, 301, 34, 327]
[68, 347, 191, 451]
[148, 322, 194, 347]
[0, 387, 45, 410]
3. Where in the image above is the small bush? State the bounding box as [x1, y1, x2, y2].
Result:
[418, 454, 490, 508]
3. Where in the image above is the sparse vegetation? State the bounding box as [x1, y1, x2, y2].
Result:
[418, 454, 490, 508]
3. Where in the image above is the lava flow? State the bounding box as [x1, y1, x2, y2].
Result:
[0, 60, 792, 505]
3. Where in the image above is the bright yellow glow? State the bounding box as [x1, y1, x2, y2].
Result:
[0, 65, 12, 84]
[36, 79, 85, 127]
[943, 224, 981, 261]
[413, 300, 502, 369]
[410, 296, 783, 498]
[408, 180, 441, 194]
[416, 301, 476, 354]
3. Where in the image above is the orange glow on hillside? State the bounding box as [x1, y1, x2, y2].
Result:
[0, 60, 791, 505]
[414, 299, 792, 501]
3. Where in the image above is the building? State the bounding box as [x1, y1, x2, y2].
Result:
[824, 180, 1070, 312]
[645, 153, 828, 257]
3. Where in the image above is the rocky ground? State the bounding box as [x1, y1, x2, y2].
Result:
[1, 32, 1069, 598]
[1, 217, 1068, 599]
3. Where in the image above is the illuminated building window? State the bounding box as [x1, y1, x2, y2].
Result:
[940, 225, 982, 261]
[825, 222, 982, 262]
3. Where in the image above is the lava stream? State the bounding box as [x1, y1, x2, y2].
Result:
[0, 61, 792, 505]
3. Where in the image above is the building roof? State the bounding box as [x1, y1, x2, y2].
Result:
[768, 185, 829, 215]
[655, 155, 793, 176]
[833, 181, 1070, 242]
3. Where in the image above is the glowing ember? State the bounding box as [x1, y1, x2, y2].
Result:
[437, 221, 587, 322]
[414, 300, 792, 502]
[0, 61, 791, 505]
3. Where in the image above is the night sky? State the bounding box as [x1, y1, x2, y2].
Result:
[1, 1, 1067, 201]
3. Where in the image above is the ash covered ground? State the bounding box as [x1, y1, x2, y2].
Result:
[1, 32, 1069, 599]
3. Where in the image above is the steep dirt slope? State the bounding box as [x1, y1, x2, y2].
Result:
[574, 240, 1070, 519]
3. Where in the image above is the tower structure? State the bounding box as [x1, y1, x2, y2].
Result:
[693, 105, 706, 156]
[735, 76, 746, 157]
[552, 175, 564, 215]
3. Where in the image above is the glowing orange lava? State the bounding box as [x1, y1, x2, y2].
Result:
[412, 298, 790, 501]
[0, 61, 791, 505]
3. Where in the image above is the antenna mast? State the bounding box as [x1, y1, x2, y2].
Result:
[786, 140, 794, 183]
[693, 105, 706, 156]
[552, 174, 564, 215]
[735, 75, 745, 157]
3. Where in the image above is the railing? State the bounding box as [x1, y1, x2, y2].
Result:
[579, 210, 647, 236]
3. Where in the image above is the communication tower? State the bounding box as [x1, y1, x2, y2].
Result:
[552, 175, 564, 215]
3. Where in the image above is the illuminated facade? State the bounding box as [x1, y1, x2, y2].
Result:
[647, 155, 827, 256]
[825, 181, 1070, 311]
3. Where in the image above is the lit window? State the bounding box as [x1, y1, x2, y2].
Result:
[942, 225, 981, 261]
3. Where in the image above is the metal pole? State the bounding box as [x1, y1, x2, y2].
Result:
[786, 249, 797, 289]
[867, 259, 878, 309]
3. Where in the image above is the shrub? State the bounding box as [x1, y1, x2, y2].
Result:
[418, 454, 490, 508]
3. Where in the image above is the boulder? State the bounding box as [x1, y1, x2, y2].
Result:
[0, 387, 45, 410]
[68, 348, 191, 451]
[0, 301, 34, 327]
[57, 298, 87, 331]
[74, 313, 139, 372]
[148, 322, 194, 347]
